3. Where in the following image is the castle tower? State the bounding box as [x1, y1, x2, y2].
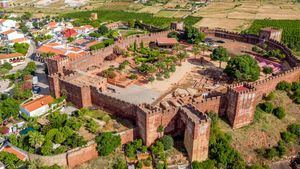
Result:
[46, 55, 69, 75]
[226, 84, 256, 129]
[180, 106, 210, 162]
[259, 27, 282, 42]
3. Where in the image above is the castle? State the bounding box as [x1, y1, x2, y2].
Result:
[46, 27, 300, 162]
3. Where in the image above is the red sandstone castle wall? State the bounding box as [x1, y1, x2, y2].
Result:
[59, 80, 92, 108]
[67, 143, 98, 168]
[192, 96, 223, 115]
[90, 87, 137, 119]
[214, 30, 299, 67]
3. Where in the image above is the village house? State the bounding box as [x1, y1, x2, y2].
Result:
[0, 142, 28, 161]
[19, 95, 55, 117]
[36, 42, 88, 61]
[74, 25, 95, 35]
[0, 19, 17, 28]
[0, 29, 25, 41]
[0, 53, 25, 66]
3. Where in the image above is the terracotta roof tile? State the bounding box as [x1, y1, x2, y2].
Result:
[22, 95, 54, 112]
[0, 53, 23, 60]
[1, 29, 15, 35]
[156, 37, 178, 45]
[2, 145, 27, 161]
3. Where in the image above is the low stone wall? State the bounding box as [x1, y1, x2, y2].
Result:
[214, 30, 299, 67]
[24, 127, 137, 168]
[28, 152, 68, 167]
[67, 141, 98, 168]
[119, 127, 139, 145]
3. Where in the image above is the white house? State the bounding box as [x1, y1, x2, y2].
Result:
[0, 53, 25, 66]
[20, 95, 55, 117]
[7, 31, 24, 41]
[0, 19, 17, 28]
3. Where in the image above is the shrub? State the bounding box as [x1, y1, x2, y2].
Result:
[281, 131, 296, 143]
[137, 161, 143, 169]
[129, 74, 138, 80]
[287, 123, 300, 136]
[113, 158, 127, 169]
[260, 102, 274, 113]
[143, 158, 152, 166]
[265, 92, 275, 101]
[192, 160, 215, 169]
[276, 81, 291, 91]
[101, 114, 111, 122]
[95, 132, 121, 156]
[265, 148, 278, 159]
[263, 66, 273, 75]
[291, 82, 300, 91]
[277, 141, 286, 157]
[273, 107, 286, 119]
[160, 135, 174, 151]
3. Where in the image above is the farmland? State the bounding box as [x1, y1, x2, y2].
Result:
[62, 10, 201, 29]
[246, 20, 300, 53]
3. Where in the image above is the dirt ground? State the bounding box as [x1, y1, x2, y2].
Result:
[219, 91, 300, 164]
[192, 0, 300, 31]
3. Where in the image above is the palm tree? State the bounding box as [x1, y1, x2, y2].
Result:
[192, 44, 200, 59]
[29, 131, 45, 149]
[177, 51, 188, 64]
[200, 44, 208, 55]
[164, 57, 173, 69]
[173, 43, 182, 54]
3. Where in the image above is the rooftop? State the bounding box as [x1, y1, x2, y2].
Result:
[0, 52, 23, 60]
[21, 95, 54, 112]
[156, 37, 178, 45]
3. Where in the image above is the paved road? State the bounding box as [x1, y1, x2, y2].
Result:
[34, 61, 50, 95]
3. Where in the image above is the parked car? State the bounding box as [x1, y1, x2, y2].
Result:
[32, 86, 41, 94]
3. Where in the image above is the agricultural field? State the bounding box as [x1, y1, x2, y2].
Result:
[219, 90, 300, 164]
[154, 10, 189, 18]
[192, 0, 300, 31]
[246, 20, 300, 54]
[62, 10, 201, 29]
[195, 18, 252, 32]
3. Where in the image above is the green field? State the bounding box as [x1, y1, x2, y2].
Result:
[63, 10, 201, 29]
[246, 20, 300, 53]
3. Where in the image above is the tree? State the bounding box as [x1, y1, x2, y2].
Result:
[160, 135, 174, 150]
[1, 62, 13, 70]
[98, 25, 109, 35]
[13, 43, 29, 55]
[276, 81, 291, 91]
[41, 141, 53, 155]
[184, 26, 205, 44]
[113, 158, 127, 169]
[95, 132, 121, 156]
[177, 51, 188, 64]
[273, 107, 286, 119]
[210, 46, 229, 68]
[28, 131, 45, 149]
[0, 152, 25, 169]
[260, 102, 274, 113]
[224, 54, 260, 82]
[192, 160, 215, 169]
[0, 97, 19, 120]
[24, 61, 36, 75]
[192, 44, 200, 59]
[21, 12, 32, 20]
[54, 131, 66, 144]
[263, 66, 273, 75]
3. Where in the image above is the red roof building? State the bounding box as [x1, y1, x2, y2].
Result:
[62, 28, 78, 38]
